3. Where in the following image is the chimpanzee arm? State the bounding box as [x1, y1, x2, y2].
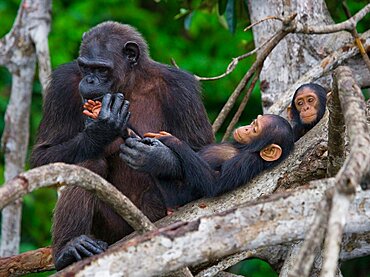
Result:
[161, 137, 265, 198]
[120, 137, 183, 179]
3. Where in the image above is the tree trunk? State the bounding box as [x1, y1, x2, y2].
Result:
[0, 0, 51, 256]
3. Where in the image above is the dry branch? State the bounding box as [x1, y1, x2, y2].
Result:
[56, 179, 370, 277]
[293, 4, 370, 34]
[0, 163, 155, 233]
[327, 82, 346, 177]
[321, 66, 370, 277]
[0, 163, 193, 277]
[0, 247, 53, 276]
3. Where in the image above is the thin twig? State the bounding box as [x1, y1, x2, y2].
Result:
[244, 15, 283, 32]
[222, 67, 262, 142]
[342, 1, 370, 74]
[211, 13, 297, 134]
[196, 33, 277, 81]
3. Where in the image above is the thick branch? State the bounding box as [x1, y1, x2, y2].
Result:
[321, 66, 370, 277]
[0, 163, 155, 233]
[294, 4, 370, 34]
[327, 84, 346, 177]
[57, 179, 370, 276]
[286, 194, 331, 277]
[0, 247, 53, 276]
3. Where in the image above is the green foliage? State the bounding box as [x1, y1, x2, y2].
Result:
[228, 258, 278, 277]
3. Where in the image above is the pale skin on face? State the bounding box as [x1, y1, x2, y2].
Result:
[233, 115, 282, 162]
[291, 88, 319, 124]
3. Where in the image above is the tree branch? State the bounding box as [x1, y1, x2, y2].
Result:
[0, 163, 155, 233]
[321, 66, 370, 277]
[327, 83, 346, 177]
[294, 4, 370, 34]
[56, 179, 370, 276]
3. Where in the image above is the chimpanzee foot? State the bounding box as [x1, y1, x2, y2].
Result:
[54, 235, 108, 271]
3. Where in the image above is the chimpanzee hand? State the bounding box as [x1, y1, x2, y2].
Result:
[120, 137, 182, 178]
[54, 235, 108, 271]
[84, 93, 130, 147]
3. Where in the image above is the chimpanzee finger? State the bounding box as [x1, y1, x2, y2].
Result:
[124, 137, 143, 148]
[99, 93, 112, 119]
[118, 100, 130, 120]
[81, 240, 105, 254]
[111, 93, 125, 116]
[119, 144, 142, 159]
[75, 244, 95, 257]
[96, 240, 108, 250]
[69, 248, 82, 261]
[119, 153, 142, 170]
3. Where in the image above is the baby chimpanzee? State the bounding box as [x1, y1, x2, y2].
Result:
[120, 114, 294, 209]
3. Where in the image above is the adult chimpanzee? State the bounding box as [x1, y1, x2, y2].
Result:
[30, 21, 213, 270]
[287, 83, 327, 142]
[120, 114, 294, 209]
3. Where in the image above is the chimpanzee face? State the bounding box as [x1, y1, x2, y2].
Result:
[77, 56, 114, 101]
[294, 88, 319, 124]
[233, 115, 268, 144]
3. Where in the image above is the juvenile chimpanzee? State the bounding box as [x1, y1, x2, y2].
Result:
[287, 83, 327, 142]
[120, 114, 294, 209]
[30, 21, 214, 270]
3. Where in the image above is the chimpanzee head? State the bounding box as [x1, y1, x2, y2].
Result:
[287, 83, 327, 141]
[233, 114, 294, 163]
[77, 22, 149, 100]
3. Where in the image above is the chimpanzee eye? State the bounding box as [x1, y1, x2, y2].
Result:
[297, 100, 303, 106]
[308, 97, 314, 103]
[79, 64, 90, 75]
[98, 67, 109, 75]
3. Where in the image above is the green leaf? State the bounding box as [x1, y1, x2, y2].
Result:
[225, 0, 236, 33]
[218, 0, 228, 15]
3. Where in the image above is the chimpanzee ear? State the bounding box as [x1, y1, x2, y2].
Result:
[260, 144, 282, 162]
[123, 41, 140, 66]
[286, 105, 292, 121]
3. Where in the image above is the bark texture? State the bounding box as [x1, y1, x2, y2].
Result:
[0, 0, 51, 256]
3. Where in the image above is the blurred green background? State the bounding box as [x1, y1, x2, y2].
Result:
[0, 0, 369, 276]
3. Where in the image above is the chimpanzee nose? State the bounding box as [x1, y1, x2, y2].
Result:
[86, 75, 95, 84]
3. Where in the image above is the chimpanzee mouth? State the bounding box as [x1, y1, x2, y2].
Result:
[83, 95, 104, 103]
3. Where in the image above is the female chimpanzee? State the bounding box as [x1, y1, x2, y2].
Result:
[120, 114, 294, 209]
[287, 83, 327, 142]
